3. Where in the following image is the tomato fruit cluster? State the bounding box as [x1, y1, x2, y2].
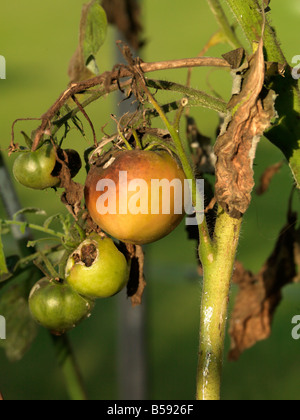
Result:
[29, 234, 130, 333]
[25, 145, 185, 334]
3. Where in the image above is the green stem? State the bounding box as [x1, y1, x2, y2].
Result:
[141, 79, 213, 256]
[197, 207, 242, 400]
[3, 220, 64, 240]
[52, 334, 88, 401]
[146, 79, 227, 114]
[132, 129, 143, 150]
[224, 0, 286, 63]
[207, 0, 241, 49]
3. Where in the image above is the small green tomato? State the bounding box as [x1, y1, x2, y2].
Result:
[13, 141, 82, 190]
[65, 234, 129, 299]
[29, 278, 94, 335]
[13, 142, 60, 190]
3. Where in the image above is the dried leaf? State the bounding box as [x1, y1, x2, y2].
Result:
[57, 154, 84, 219]
[214, 34, 277, 218]
[185, 116, 216, 256]
[186, 116, 216, 176]
[102, 0, 143, 50]
[256, 161, 283, 195]
[222, 48, 245, 69]
[229, 211, 299, 361]
[120, 243, 146, 307]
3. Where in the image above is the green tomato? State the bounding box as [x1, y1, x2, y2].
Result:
[29, 278, 94, 335]
[65, 234, 129, 299]
[13, 142, 60, 190]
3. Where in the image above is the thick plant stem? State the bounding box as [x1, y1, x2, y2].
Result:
[52, 334, 88, 401]
[197, 207, 242, 400]
[224, 0, 286, 63]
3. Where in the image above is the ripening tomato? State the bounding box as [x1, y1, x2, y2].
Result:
[65, 234, 129, 299]
[29, 278, 94, 335]
[84, 150, 186, 245]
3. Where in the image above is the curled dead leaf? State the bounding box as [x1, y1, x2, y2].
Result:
[256, 161, 284, 195]
[118, 242, 146, 307]
[214, 38, 277, 218]
[229, 210, 299, 361]
[56, 151, 84, 219]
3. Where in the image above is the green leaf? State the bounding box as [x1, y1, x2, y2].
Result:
[264, 73, 300, 188]
[68, 1, 108, 83]
[21, 131, 33, 148]
[27, 238, 57, 248]
[13, 208, 47, 221]
[0, 255, 20, 283]
[43, 214, 62, 230]
[0, 283, 38, 362]
[81, 1, 107, 65]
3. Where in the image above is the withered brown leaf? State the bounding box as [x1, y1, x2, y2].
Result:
[119, 243, 146, 307]
[57, 153, 84, 219]
[256, 161, 283, 195]
[222, 48, 245, 70]
[214, 37, 277, 218]
[229, 211, 299, 361]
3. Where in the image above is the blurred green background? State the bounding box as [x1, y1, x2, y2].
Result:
[0, 0, 299, 400]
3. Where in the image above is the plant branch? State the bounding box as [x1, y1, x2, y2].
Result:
[2, 220, 64, 240]
[224, 0, 286, 63]
[71, 95, 97, 147]
[146, 79, 227, 114]
[197, 207, 243, 400]
[52, 79, 227, 137]
[23, 56, 230, 151]
[52, 334, 88, 401]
